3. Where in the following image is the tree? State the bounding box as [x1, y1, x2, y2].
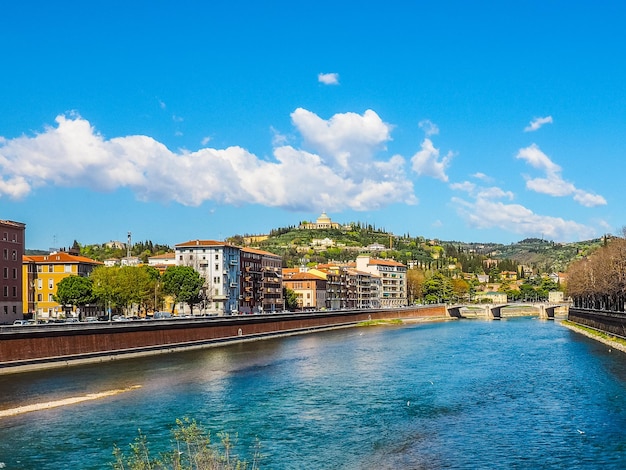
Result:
[53, 276, 95, 319]
[162, 266, 205, 314]
[406, 268, 426, 303]
[283, 287, 298, 310]
[423, 272, 453, 303]
[91, 266, 124, 317]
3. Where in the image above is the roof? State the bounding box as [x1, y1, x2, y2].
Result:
[148, 252, 175, 259]
[367, 258, 406, 267]
[283, 272, 326, 281]
[23, 252, 102, 265]
[241, 247, 281, 258]
[175, 239, 227, 248]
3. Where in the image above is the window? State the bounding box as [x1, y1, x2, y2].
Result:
[3, 286, 7, 296]
[65, 264, 72, 273]
[3, 267, 7, 278]
[215, 254, 219, 260]
[12, 306, 16, 314]
[37, 293, 42, 301]
[12, 268, 16, 279]
[2, 232, 6, 240]
[48, 264, 53, 272]
[38, 279, 42, 289]
[37, 265, 43, 273]
[3, 306, 7, 315]
[48, 294, 54, 301]
[12, 250, 17, 261]
[179, 255, 183, 261]
[2, 249, 7, 260]
[12, 286, 16, 297]
[48, 279, 54, 289]
[215, 264, 219, 271]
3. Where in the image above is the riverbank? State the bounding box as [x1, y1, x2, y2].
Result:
[560, 320, 626, 354]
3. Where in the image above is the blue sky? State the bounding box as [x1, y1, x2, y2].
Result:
[1, 1, 625, 250]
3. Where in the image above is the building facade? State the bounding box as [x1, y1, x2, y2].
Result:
[22, 251, 102, 321]
[282, 270, 326, 310]
[355, 255, 407, 308]
[1, 220, 26, 324]
[175, 240, 240, 315]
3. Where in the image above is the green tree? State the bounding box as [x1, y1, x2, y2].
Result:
[283, 287, 298, 310]
[91, 266, 124, 317]
[53, 276, 95, 319]
[423, 272, 453, 303]
[162, 266, 205, 314]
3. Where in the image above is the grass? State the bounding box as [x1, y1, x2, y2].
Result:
[561, 320, 626, 348]
[357, 319, 404, 327]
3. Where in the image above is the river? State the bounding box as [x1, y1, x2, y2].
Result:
[0, 317, 625, 469]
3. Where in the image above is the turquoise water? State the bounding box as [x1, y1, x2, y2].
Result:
[1, 318, 625, 469]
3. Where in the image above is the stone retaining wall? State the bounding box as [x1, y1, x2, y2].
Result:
[568, 308, 626, 338]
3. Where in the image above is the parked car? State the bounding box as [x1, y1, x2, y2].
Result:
[12, 320, 29, 326]
[153, 311, 172, 319]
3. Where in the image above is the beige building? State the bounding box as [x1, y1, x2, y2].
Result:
[299, 212, 341, 230]
[355, 255, 407, 308]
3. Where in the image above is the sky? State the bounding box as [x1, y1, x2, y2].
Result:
[1, 1, 625, 250]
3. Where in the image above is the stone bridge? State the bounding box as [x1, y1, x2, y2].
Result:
[447, 302, 569, 320]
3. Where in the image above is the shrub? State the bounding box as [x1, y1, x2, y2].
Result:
[111, 418, 261, 470]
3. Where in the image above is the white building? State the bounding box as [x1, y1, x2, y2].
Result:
[175, 240, 240, 316]
[355, 255, 407, 308]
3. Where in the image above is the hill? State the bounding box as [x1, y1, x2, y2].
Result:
[231, 226, 604, 275]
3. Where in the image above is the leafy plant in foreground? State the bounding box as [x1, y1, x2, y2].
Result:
[111, 418, 261, 470]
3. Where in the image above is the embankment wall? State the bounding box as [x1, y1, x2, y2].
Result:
[568, 308, 626, 338]
[0, 305, 447, 373]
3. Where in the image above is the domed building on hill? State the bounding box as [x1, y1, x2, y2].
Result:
[299, 212, 341, 230]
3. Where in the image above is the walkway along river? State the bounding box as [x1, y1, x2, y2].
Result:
[0, 317, 625, 469]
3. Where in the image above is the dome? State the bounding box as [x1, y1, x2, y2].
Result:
[316, 212, 331, 223]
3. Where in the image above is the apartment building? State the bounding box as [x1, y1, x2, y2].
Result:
[282, 270, 326, 310]
[355, 255, 407, 308]
[22, 251, 102, 320]
[240, 247, 283, 314]
[1, 220, 26, 324]
[175, 240, 240, 315]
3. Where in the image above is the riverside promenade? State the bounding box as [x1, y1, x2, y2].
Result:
[0, 305, 448, 374]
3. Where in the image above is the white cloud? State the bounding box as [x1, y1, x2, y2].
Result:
[291, 108, 392, 173]
[449, 181, 475, 193]
[452, 187, 597, 242]
[472, 172, 492, 182]
[318, 73, 339, 85]
[410, 138, 452, 182]
[516, 144, 606, 207]
[201, 136, 211, 146]
[0, 111, 417, 212]
[524, 115, 553, 132]
[418, 119, 439, 137]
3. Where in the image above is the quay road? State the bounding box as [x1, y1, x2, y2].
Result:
[0, 305, 448, 374]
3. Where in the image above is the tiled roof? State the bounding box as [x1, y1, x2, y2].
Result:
[23, 252, 102, 265]
[284, 272, 325, 281]
[149, 252, 175, 259]
[175, 239, 226, 247]
[368, 258, 405, 267]
[241, 247, 281, 258]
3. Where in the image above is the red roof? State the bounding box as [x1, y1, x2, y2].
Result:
[23, 252, 102, 265]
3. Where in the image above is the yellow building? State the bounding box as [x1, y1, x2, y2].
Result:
[23, 252, 102, 320]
